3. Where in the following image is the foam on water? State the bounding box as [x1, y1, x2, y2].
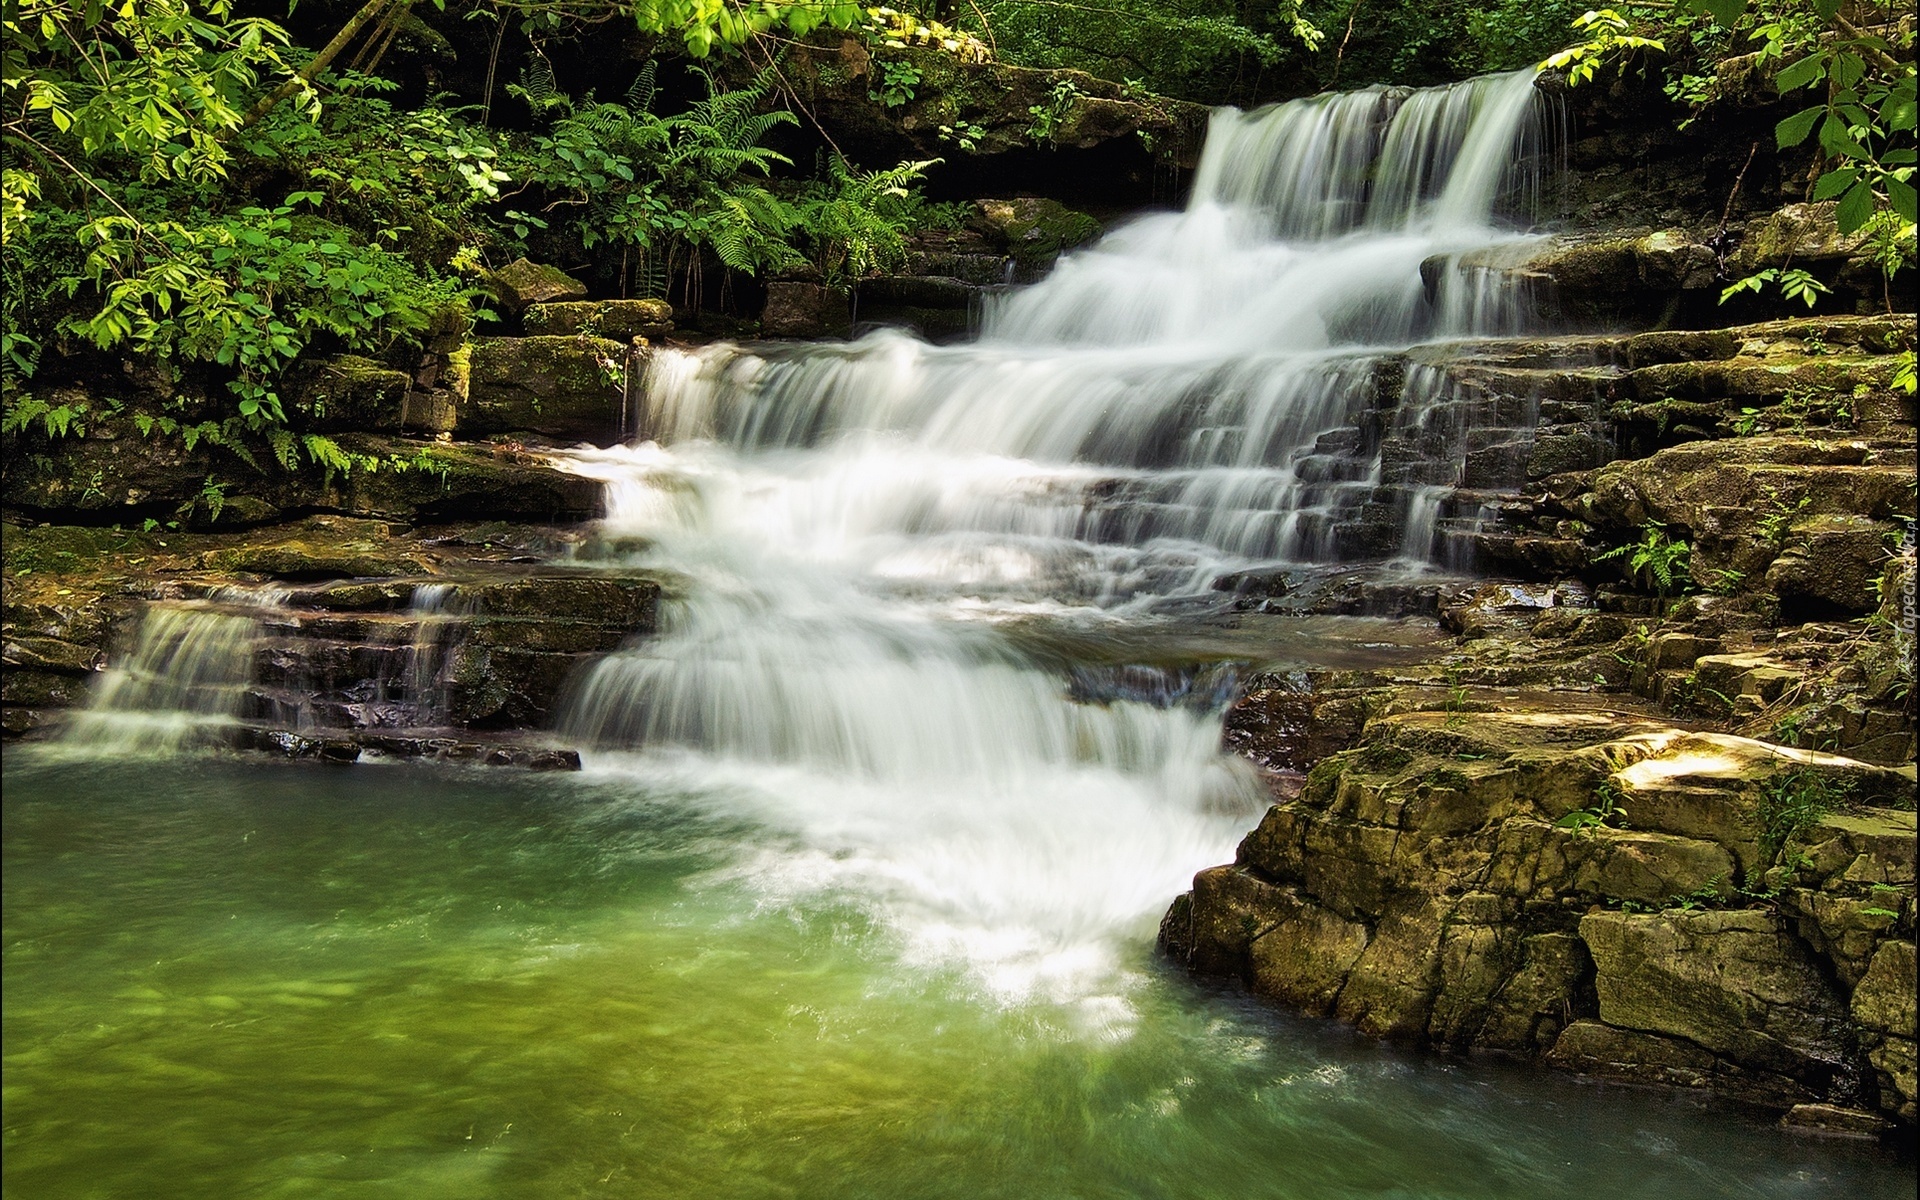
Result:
[557, 71, 1559, 1008]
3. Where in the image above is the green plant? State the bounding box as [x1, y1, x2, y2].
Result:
[796, 156, 944, 284]
[1706, 567, 1747, 595]
[1026, 79, 1082, 145]
[938, 120, 987, 152]
[1542, 8, 1666, 85]
[871, 60, 923, 108]
[1756, 489, 1812, 543]
[1595, 521, 1692, 598]
[1756, 767, 1852, 858]
[1719, 266, 1832, 307]
[1557, 780, 1630, 835]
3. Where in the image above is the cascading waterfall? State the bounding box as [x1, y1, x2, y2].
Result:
[560, 69, 1559, 1012]
[67, 587, 285, 753]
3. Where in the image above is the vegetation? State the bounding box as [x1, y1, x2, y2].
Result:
[0, 0, 962, 477]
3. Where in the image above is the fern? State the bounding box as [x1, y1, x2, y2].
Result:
[625, 61, 658, 114]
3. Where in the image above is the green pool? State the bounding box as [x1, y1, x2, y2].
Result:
[4, 752, 1909, 1199]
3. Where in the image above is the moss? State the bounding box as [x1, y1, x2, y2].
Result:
[2, 523, 156, 574]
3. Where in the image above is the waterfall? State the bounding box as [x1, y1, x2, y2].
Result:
[66, 587, 283, 753]
[559, 70, 1558, 1009]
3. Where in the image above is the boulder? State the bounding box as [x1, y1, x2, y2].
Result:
[1580, 909, 1853, 1086]
[289, 355, 418, 433]
[198, 516, 427, 580]
[523, 299, 674, 341]
[970, 198, 1102, 267]
[762, 282, 852, 338]
[463, 336, 632, 444]
[484, 258, 588, 313]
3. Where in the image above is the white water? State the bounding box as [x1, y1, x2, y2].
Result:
[559, 70, 1556, 1012]
[67, 587, 285, 752]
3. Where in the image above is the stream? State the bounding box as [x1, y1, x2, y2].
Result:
[6, 69, 1913, 1197]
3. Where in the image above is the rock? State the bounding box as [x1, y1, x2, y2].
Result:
[485, 258, 588, 313]
[309, 439, 603, 524]
[0, 668, 91, 708]
[1763, 514, 1895, 615]
[1778, 1103, 1891, 1139]
[463, 336, 632, 444]
[1728, 203, 1871, 274]
[1176, 702, 1914, 1122]
[289, 355, 418, 434]
[1247, 889, 1371, 1016]
[1580, 909, 1853, 1085]
[970, 198, 1102, 267]
[3, 634, 104, 674]
[199, 516, 427, 580]
[762, 282, 852, 338]
[523, 299, 674, 341]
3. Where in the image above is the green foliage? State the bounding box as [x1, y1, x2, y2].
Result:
[1569, 1, 1915, 267]
[796, 156, 944, 283]
[1595, 520, 1692, 598]
[1557, 780, 1630, 834]
[1757, 767, 1851, 858]
[871, 60, 923, 108]
[1719, 266, 1831, 307]
[73, 198, 469, 423]
[1542, 8, 1666, 86]
[1026, 79, 1082, 146]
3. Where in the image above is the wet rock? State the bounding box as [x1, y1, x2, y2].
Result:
[311, 439, 602, 524]
[484, 258, 588, 313]
[762, 282, 852, 339]
[1763, 514, 1894, 616]
[199, 516, 427, 580]
[970, 198, 1102, 267]
[463, 336, 631, 444]
[1174, 706, 1914, 1123]
[3, 634, 104, 674]
[524, 299, 674, 341]
[1778, 1103, 1893, 1139]
[1727, 203, 1871, 275]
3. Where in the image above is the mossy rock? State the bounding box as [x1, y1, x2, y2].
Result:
[970, 198, 1102, 266]
[524, 300, 674, 341]
[483, 259, 588, 313]
[462, 336, 631, 444]
[289, 355, 417, 434]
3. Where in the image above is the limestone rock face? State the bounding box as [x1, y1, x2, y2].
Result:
[463, 336, 632, 444]
[485, 258, 588, 313]
[1580, 909, 1852, 1086]
[1168, 708, 1917, 1127]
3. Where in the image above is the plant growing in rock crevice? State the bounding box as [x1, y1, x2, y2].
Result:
[1594, 520, 1692, 599]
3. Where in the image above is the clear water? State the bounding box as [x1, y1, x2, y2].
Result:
[5, 753, 1910, 1199]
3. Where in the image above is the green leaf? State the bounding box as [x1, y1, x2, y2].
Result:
[1812, 168, 1859, 200]
[1889, 178, 1918, 225]
[1691, 0, 1748, 26]
[1835, 180, 1874, 234]
[1773, 54, 1826, 93]
[1775, 106, 1823, 148]
[1818, 115, 1871, 161]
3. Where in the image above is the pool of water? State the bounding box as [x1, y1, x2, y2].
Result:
[5, 752, 1909, 1199]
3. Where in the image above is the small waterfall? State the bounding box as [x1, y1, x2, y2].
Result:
[559, 68, 1567, 1004]
[67, 588, 282, 753]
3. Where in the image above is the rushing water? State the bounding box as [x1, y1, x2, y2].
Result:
[18, 71, 1911, 1196]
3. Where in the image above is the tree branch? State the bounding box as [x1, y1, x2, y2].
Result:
[238, 0, 403, 130]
